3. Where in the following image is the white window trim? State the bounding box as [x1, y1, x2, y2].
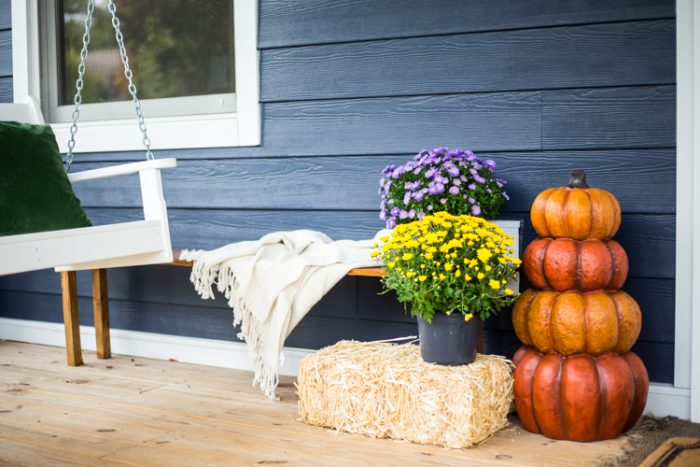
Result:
[11, 0, 260, 153]
[677, 0, 700, 422]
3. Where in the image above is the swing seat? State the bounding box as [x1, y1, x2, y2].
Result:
[0, 97, 176, 276]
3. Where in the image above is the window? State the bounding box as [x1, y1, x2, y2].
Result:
[11, 0, 260, 152]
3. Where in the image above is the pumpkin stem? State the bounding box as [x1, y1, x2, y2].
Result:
[568, 170, 590, 188]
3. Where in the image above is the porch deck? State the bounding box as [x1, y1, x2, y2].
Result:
[0, 340, 627, 466]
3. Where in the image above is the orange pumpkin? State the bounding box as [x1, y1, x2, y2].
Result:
[513, 346, 648, 442]
[523, 237, 628, 291]
[531, 170, 621, 240]
[512, 289, 641, 355]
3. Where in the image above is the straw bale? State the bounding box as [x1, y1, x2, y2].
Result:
[296, 340, 514, 449]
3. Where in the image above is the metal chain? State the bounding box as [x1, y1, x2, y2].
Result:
[106, 0, 154, 161]
[65, 0, 95, 172]
[65, 0, 154, 172]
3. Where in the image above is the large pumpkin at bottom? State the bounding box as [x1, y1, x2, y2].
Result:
[513, 346, 648, 442]
[523, 237, 628, 292]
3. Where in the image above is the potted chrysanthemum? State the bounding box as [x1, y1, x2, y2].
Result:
[374, 211, 520, 365]
[379, 147, 509, 228]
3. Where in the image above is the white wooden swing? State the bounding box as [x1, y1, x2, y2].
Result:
[0, 0, 176, 276]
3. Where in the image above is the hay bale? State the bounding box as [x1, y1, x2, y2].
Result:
[296, 340, 514, 449]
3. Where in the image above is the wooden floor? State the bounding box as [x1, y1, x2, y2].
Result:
[0, 341, 628, 466]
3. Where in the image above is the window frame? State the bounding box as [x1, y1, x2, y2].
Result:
[11, 0, 261, 153]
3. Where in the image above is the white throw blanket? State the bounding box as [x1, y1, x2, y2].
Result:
[180, 230, 386, 399]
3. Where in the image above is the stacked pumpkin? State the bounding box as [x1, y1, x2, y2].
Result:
[511, 170, 649, 442]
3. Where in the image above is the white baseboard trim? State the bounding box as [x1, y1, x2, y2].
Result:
[0, 317, 314, 377]
[0, 317, 692, 419]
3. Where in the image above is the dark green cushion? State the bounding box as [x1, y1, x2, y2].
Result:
[0, 121, 91, 235]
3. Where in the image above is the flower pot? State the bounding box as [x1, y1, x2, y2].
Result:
[417, 313, 482, 365]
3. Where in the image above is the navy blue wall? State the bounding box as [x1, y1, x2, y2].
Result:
[0, 0, 676, 382]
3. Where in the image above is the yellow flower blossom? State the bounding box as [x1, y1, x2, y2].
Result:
[464, 313, 474, 322]
[505, 288, 514, 296]
[477, 272, 485, 280]
[370, 250, 380, 258]
[489, 279, 501, 290]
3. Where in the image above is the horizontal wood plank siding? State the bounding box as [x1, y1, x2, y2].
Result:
[259, 0, 674, 48]
[0, 0, 11, 30]
[262, 20, 675, 101]
[0, 0, 676, 383]
[0, 76, 11, 102]
[70, 149, 675, 213]
[0, 29, 11, 77]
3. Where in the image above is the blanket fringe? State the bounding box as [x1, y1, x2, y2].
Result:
[217, 262, 280, 400]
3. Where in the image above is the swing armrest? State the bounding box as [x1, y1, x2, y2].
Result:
[68, 158, 177, 184]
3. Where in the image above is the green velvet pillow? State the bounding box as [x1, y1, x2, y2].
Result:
[0, 121, 91, 235]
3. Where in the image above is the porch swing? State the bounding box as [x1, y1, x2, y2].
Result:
[0, 0, 176, 276]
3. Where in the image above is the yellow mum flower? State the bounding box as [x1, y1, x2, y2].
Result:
[418, 275, 427, 282]
[505, 288, 514, 296]
[444, 263, 454, 271]
[439, 273, 446, 281]
[489, 279, 501, 290]
[455, 270, 461, 278]
[464, 274, 472, 282]
[370, 250, 380, 258]
[477, 248, 492, 263]
[379, 235, 389, 242]
[477, 272, 485, 280]
[402, 253, 414, 261]
[464, 313, 474, 322]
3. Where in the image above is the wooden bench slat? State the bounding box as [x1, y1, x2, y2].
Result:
[170, 249, 384, 277]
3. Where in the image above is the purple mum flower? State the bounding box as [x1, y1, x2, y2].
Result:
[449, 186, 460, 196]
[390, 207, 400, 217]
[408, 209, 416, 219]
[403, 192, 411, 205]
[485, 159, 496, 171]
[425, 168, 438, 179]
[468, 184, 476, 191]
[474, 174, 486, 184]
[452, 178, 461, 186]
[468, 197, 475, 204]
[386, 218, 396, 228]
[471, 205, 482, 216]
[503, 192, 510, 201]
[440, 198, 447, 205]
[399, 210, 409, 220]
[446, 165, 460, 177]
[427, 204, 433, 211]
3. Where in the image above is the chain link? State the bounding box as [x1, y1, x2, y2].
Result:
[65, 0, 154, 172]
[65, 0, 95, 172]
[106, 0, 154, 161]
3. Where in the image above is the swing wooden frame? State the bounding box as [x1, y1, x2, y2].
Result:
[0, 97, 177, 276]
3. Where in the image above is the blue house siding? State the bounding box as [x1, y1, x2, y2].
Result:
[0, 0, 676, 383]
[0, 0, 11, 102]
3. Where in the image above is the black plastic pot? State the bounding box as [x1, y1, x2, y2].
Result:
[417, 313, 482, 365]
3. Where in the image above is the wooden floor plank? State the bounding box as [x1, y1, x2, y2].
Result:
[0, 340, 627, 466]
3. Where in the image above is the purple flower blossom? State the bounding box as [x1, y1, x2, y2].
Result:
[390, 207, 400, 217]
[427, 204, 433, 211]
[468, 197, 475, 204]
[485, 159, 496, 171]
[452, 178, 461, 186]
[403, 192, 411, 205]
[503, 192, 510, 201]
[382, 164, 396, 175]
[408, 209, 416, 219]
[399, 210, 409, 220]
[379, 210, 387, 221]
[446, 165, 460, 177]
[387, 218, 396, 228]
[471, 205, 482, 216]
[449, 186, 460, 196]
[474, 174, 486, 184]
[440, 198, 447, 205]
[468, 184, 476, 191]
[425, 168, 438, 179]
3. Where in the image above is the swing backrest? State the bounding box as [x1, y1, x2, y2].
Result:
[0, 97, 45, 125]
